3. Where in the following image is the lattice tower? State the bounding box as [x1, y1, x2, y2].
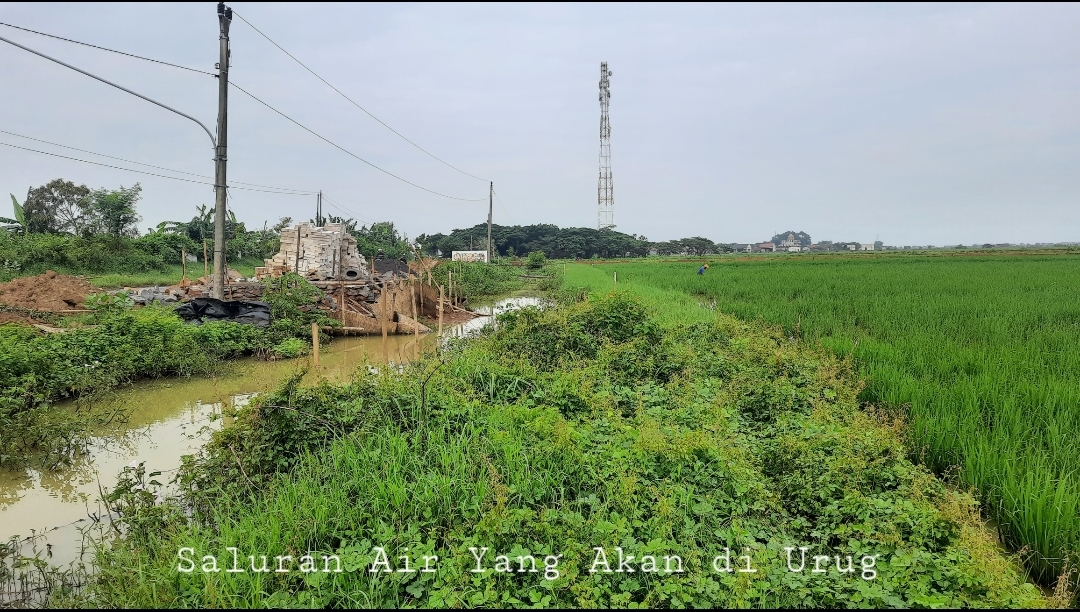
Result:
[597, 62, 615, 230]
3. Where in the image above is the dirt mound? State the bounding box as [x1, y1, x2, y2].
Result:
[0, 270, 97, 312]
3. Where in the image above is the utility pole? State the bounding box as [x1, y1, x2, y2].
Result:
[211, 2, 232, 300]
[487, 182, 493, 262]
[316, 190, 323, 226]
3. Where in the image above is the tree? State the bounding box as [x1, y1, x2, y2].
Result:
[89, 183, 142, 241]
[21, 179, 93, 234]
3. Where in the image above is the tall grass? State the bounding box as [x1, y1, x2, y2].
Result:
[565, 252, 1080, 585]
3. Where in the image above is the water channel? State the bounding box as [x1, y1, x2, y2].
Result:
[0, 294, 544, 576]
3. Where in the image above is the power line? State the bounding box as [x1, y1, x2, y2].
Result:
[230, 80, 486, 202]
[321, 193, 377, 223]
[492, 187, 516, 224]
[0, 129, 315, 194]
[0, 20, 214, 76]
[232, 9, 488, 182]
[0, 140, 312, 195]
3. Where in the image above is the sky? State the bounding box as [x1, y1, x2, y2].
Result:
[1, 2, 1078, 246]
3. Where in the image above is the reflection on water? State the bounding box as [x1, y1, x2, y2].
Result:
[0, 295, 542, 571]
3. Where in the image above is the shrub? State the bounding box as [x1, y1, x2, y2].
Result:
[526, 249, 546, 269]
[271, 337, 308, 359]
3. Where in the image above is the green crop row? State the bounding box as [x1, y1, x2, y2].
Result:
[564, 252, 1080, 588]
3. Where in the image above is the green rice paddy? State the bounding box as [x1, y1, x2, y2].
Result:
[564, 251, 1080, 585]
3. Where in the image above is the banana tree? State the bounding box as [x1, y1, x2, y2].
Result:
[0, 194, 26, 232]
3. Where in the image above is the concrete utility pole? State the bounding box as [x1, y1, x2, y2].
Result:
[487, 182, 493, 262]
[317, 190, 323, 226]
[211, 2, 232, 300]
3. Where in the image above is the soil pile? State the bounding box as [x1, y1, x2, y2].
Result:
[0, 270, 96, 312]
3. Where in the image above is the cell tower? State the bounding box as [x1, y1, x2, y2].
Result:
[597, 62, 615, 230]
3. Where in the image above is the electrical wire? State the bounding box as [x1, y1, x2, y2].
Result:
[0, 129, 316, 194]
[232, 9, 489, 183]
[0, 20, 214, 76]
[230, 80, 486, 202]
[321, 193, 377, 223]
[492, 187, 515, 224]
[0, 141, 314, 195]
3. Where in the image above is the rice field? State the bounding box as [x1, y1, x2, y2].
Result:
[564, 251, 1080, 585]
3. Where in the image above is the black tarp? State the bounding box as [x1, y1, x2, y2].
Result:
[175, 298, 272, 327]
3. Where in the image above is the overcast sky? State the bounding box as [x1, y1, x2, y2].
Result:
[1, 2, 1078, 245]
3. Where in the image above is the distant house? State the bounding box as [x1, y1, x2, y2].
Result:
[787, 245, 802, 252]
[731, 243, 753, 253]
[755, 242, 776, 253]
[778, 233, 800, 249]
[860, 243, 874, 251]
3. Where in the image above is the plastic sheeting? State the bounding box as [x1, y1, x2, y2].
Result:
[175, 298, 271, 327]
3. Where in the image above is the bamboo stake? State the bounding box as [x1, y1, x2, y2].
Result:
[181, 247, 187, 282]
[311, 321, 320, 366]
[203, 240, 209, 280]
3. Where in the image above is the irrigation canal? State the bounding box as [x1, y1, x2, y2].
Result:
[0, 295, 544, 574]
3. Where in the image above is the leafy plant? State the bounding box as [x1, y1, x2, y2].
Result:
[271, 337, 308, 359]
[84, 291, 134, 314]
[526, 250, 546, 269]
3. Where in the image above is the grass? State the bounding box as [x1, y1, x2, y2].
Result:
[86, 259, 262, 289]
[76, 292, 1042, 608]
[563, 250, 1080, 587]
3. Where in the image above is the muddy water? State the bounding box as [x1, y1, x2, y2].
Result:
[0, 295, 542, 571]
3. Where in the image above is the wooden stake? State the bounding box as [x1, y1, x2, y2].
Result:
[312, 321, 320, 366]
[411, 281, 418, 340]
[181, 247, 187, 281]
[411, 280, 419, 359]
[438, 285, 444, 336]
[294, 226, 302, 274]
[203, 240, 209, 281]
[381, 281, 389, 341]
[339, 279, 345, 324]
[614, 271, 617, 287]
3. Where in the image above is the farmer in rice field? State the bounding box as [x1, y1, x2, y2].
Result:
[697, 263, 709, 275]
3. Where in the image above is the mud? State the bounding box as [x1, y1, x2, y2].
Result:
[0, 270, 96, 312]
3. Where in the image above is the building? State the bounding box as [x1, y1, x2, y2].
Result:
[731, 244, 753, 253]
[451, 250, 489, 263]
[860, 243, 875, 251]
[778, 233, 800, 249]
[755, 242, 776, 253]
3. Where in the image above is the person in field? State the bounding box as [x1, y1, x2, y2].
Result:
[697, 264, 709, 275]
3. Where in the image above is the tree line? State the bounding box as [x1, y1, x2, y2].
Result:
[417, 223, 740, 259]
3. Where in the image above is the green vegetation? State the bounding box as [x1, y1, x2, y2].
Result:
[77, 291, 1040, 607]
[0, 273, 332, 469]
[429, 260, 563, 300]
[418, 223, 654, 259]
[564, 252, 1080, 588]
[526, 250, 546, 270]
